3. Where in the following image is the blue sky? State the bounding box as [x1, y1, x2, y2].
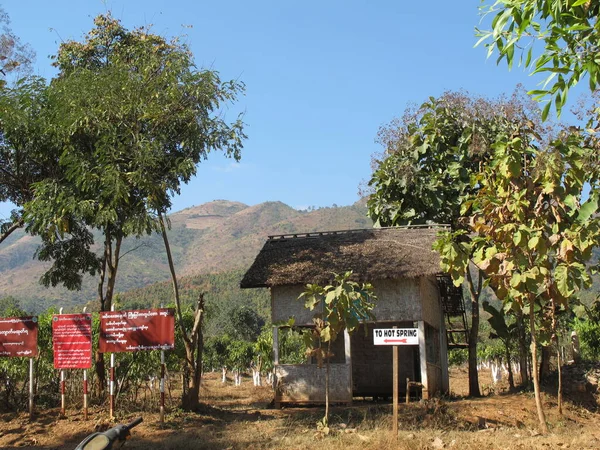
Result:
[0, 0, 566, 219]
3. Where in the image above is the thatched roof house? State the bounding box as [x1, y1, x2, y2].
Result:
[241, 225, 454, 406]
[240, 225, 447, 288]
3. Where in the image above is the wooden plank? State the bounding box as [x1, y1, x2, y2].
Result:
[393, 341, 398, 438]
[418, 320, 429, 400]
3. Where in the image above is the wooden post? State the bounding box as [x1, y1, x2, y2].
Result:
[59, 307, 65, 416]
[60, 370, 65, 416]
[273, 326, 279, 365]
[159, 304, 166, 426]
[82, 307, 88, 420]
[273, 326, 280, 409]
[109, 355, 115, 418]
[406, 379, 423, 404]
[83, 369, 88, 420]
[393, 342, 398, 438]
[392, 325, 398, 439]
[28, 358, 34, 420]
[160, 348, 165, 425]
[344, 328, 352, 405]
[109, 305, 115, 419]
[418, 321, 428, 400]
[438, 281, 450, 394]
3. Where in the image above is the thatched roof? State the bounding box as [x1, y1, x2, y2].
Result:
[240, 226, 447, 288]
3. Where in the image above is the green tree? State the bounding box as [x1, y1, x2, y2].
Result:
[0, 6, 34, 83]
[203, 334, 232, 374]
[26, 14, 245, 405]
[0, 296, 25, 316]
[482, 300, 517, 389]
[0, 78, 55, 244]
[299, 271, 376, 428]
[573, 317, 600, 361]
[227, 305, 265, 342]
[227, 339, 254, 386]
[477, 0, 600, 118]
[0, 7, 37, 244]
[438, 127, 599, 432]
[367, 89, 544, 396]
[253, 326, 273, 385]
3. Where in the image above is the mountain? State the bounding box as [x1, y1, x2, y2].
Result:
[0, 200, 372, 312]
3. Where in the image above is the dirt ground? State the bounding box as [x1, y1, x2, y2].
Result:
[1, 367, 599, 450]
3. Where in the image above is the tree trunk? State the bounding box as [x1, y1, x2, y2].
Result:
[530, 301, 549, 434]
[539, 345, 551, 380]
[93, 232, 121, 398]
[557, 344, 563, 415]
[516, 309, 530, 386]
[551, 297, 562, 415]
[0, 217, 24, 244]
[466, 269, 482, 397]
[505, 344, 515, 390]
[159, 212, 205, 411]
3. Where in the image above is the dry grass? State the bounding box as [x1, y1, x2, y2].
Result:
[1, 369, 600, 449]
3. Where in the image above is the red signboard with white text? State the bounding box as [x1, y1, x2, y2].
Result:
[99, 308, 175, 353]
[0, 316, 38, 357]
[52, 313, 93, 369]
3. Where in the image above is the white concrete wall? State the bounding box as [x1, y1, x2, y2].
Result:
[270, 276, 449, 401]
[271, 278, 424, 326]
[272, 285, 320, 325]
[275, 364, 352, 403]
[371, 278, 422, 322]
[420, 276, 442, 327]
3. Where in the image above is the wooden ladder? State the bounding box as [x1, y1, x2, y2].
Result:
[437, 275, 469, 349]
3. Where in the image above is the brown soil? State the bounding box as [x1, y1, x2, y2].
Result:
[1, 368, 599, 449]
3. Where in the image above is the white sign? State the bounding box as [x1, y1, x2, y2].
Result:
[373, 328, 419, 346]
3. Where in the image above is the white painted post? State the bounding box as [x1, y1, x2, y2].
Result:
[344, 328, 352, 405]
[109, 304, 115, 419]
[273, 326, 280, 408]
[273, 327, 279, 364]
[59, 308, 65, 416]
[418, 321, 428, 400]
[28, 358, 34, 420]
[160, 304, 165, 426]
[83, 369, 88, 420]
[82, 307, 88, 420]
[60, 370, 65, 416]
[160, 349, 165, 425]
[438, 292, 450, 394]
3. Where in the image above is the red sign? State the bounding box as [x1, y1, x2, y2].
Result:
[0, 316, 38, 357]
[99, 308, 175, 353]
[52, 313, 93, 369]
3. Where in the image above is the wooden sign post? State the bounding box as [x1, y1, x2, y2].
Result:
[0, 316, 38, 420]
[52, 311, 93, 417]
[373, 327, 419, 439]
[393, 338, 398, 437]
[99, 308, 175, 421]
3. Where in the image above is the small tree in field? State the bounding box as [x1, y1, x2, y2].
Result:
[439, 129, 600, 433]
[368, 89, 550, 395]
[25, 14, 245, 406]
[299, 271, 376, 429]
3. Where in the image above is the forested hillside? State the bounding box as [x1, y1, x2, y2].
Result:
[0, 199, 371, 313]
[115, 269, 270, 339]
